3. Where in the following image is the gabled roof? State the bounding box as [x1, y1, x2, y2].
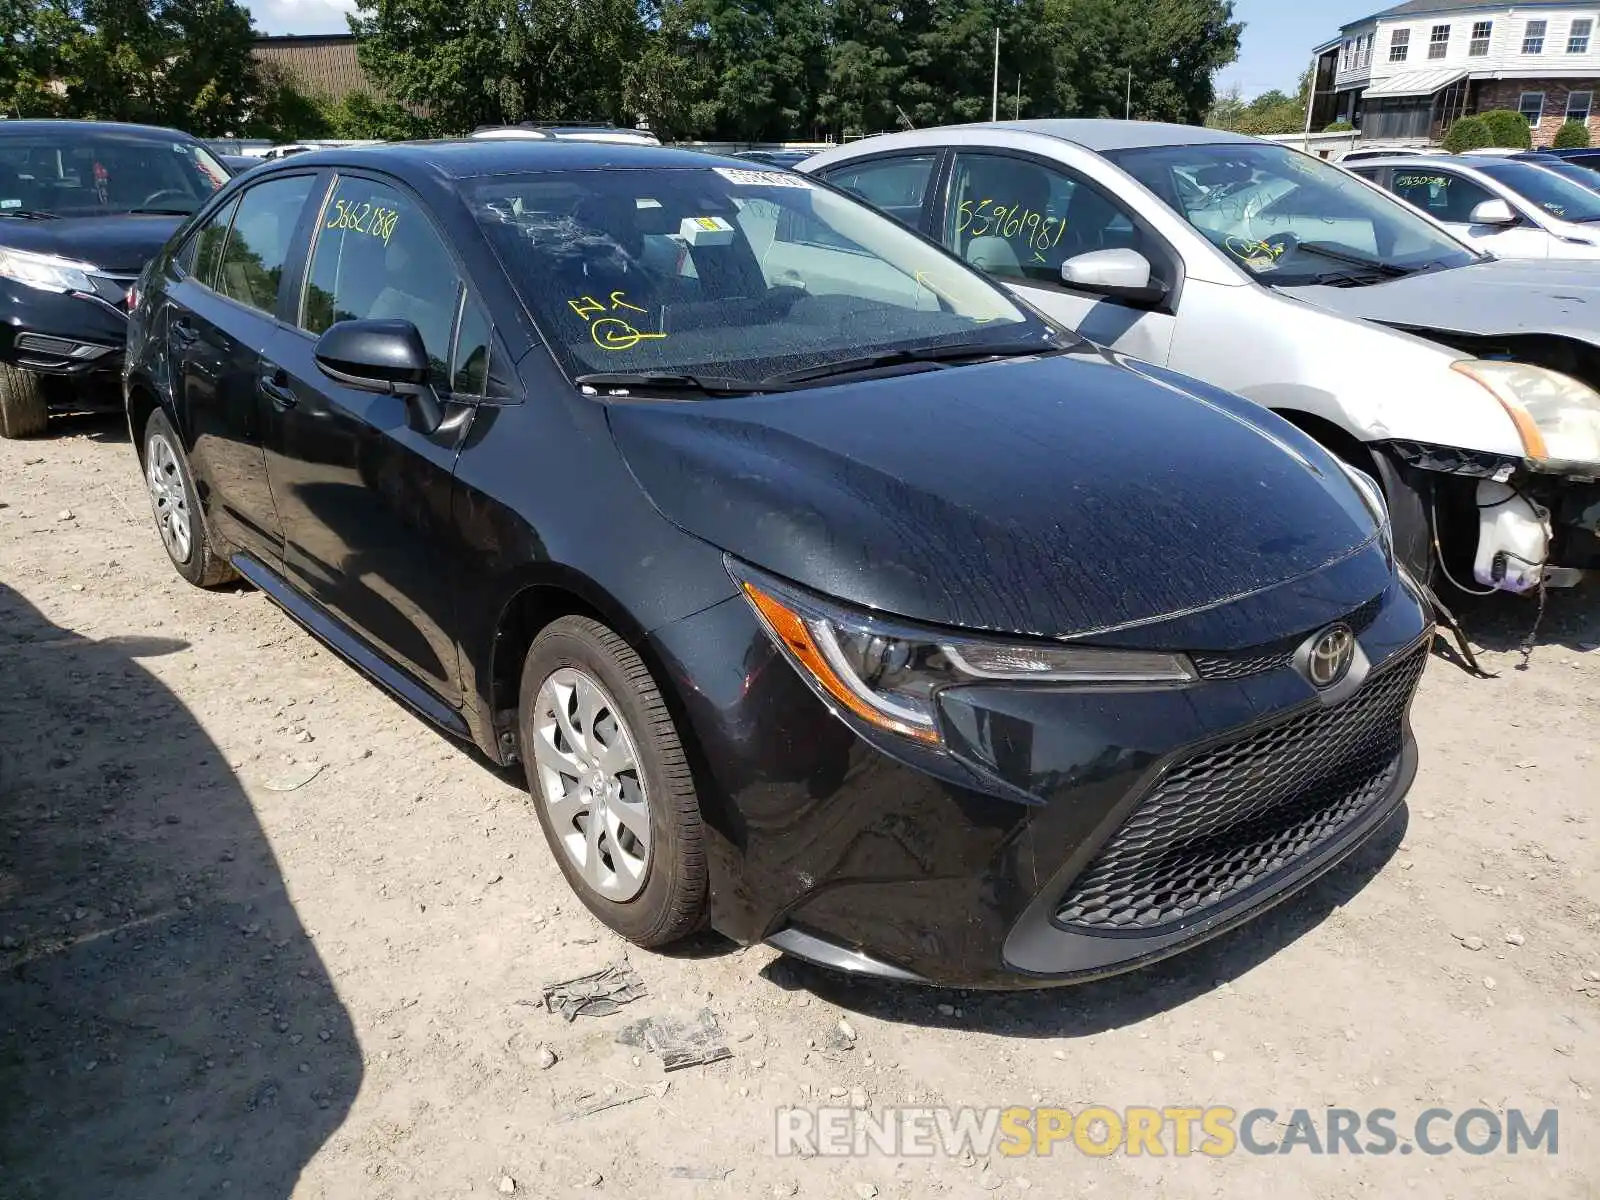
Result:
[1341, 0, 1575, 33]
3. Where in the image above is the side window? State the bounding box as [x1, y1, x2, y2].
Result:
[822, 154, 937, 228]
[943, 152, 1157, 289]
[451, 294, 492, 395]
[215, 174, 316, 316]
[186, 198, 238, 289]
[301, 175, 461, 386]
[1390, 170, 1493, 223]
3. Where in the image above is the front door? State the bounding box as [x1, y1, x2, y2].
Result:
[1385, 167, 1552, 257]
[935, 151, 1178, 365]
[165, 173, 320, 568]
[260, 172, 478, 705]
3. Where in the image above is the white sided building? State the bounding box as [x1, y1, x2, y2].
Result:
[1311, 1, 1600, 146]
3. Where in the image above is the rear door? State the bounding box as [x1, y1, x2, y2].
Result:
[934, 150, 1180, 365]
[165, 172, 321, 568]
[260, 171, 486, 705]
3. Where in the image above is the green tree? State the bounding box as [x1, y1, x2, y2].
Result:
[1479, 108, 1532, 149]
[625, 0, 719, 142]
[819, 0, 908, 138]
[1443, 114, 1491, 153]
[351, 0, 646, 135]
[1554, 119, 1592, 149]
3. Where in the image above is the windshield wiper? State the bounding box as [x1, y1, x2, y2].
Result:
[124, 206, 193, 216]
[573, 371, 776, 396]
[762, 337, 1069, 387]
[0, 208, 60, 220]
[1294, 241, 1413, 278]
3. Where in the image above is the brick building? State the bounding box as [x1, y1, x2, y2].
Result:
[1309, 1, 1600, 147]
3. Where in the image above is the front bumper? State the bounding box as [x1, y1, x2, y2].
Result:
[0, 278, 129, 378]
[650, 560, 1432, 989]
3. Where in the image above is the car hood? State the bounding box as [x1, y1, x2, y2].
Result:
[0, 214, 185, 273]
[1282, 258, 1600, 346]
[607, 352, 1383, 641]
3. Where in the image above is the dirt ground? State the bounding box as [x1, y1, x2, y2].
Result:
[1, 413, 1597, 1200]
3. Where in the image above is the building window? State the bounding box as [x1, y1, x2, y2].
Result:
[1570, 19, 1593, 54]
[1568, 90, 1594, 122]
[1361, 33, 1374, 68]
[1519, 91, 1546, 124]
[1523, 19, 1547, 54]
[1429, 24, 1450, 59]
[1390, 29, 1411, 62]
[1469, 20, 1493, 56]
[1341, 39, 1352, 71]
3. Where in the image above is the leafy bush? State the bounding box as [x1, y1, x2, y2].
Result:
[1554, 119, 1592, 149]
[1479, 108, 1533, 148]
[1443, 115, 1491, 153]
[1323, 120, 1355, 133]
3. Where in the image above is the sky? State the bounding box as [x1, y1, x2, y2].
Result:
[251, 0, 1382, 103]
[1218, 0, 1383, 99]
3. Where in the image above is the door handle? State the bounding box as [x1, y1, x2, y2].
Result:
[259, 363, 297, 409]
[170, 316, 198, 348]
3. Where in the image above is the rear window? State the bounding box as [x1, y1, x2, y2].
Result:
[467, 166, 1036, 386]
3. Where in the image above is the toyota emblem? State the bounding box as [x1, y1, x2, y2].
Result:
[1306, 624, 1356, 689]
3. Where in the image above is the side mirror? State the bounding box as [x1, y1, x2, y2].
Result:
[1059, 248, 1167, 305]
[314, 318, 442, 433]
[1468, 198, 1519, 226]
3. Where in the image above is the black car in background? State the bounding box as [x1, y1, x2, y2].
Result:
[0, 119, 230, 437]
[124, 139, 1431, 987]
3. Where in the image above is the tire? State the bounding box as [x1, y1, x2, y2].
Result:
[142, 408, 236, 587]
[519, 615, 706, 947]
[0, 363, 48, 439]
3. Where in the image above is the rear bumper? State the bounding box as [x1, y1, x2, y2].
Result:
[650, 563, 1432, 990]
[0, 281, 127, 378]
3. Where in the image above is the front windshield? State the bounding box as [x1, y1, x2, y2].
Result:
[1529, 158, 1600, 193]
[1474, 159, 1600, 222]
[468, 166, 1043, 383]
[1106, 141, 1479, 285]
[0, 128, 229, 217]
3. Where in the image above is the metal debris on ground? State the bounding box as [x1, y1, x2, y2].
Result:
[260, 761, 324, 792]
[617, 1007, 732, 1071]
[554, 1079, 670, 1123]
[538, 961, 649, 1021]
[668, 1166, 733, 1180]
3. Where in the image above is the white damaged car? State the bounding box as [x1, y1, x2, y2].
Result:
[804, 122, 1600, 598]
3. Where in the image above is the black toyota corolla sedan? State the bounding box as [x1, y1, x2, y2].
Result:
[0, 120, 231, 437]
[124, 139, 1432, 988]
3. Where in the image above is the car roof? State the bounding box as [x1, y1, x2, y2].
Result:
[0, 118, 199, 140]
[951, 119, 1257, 152]
[248, 138, 751, 181]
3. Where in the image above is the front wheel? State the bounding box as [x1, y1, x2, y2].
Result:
[143, 408, 236, 587]
[0, 363, 48, 439]
[518, 615, 706, 947]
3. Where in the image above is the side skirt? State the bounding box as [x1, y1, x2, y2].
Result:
[230, 553, 471, 739]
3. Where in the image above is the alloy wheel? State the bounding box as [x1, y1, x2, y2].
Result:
[531, 666, 652, 902]
[145, 431, 192, 563]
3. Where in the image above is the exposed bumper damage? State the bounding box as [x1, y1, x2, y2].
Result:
[1377, 438, 1600, 594]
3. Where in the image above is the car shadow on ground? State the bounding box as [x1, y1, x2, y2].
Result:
[1451, 583, 1600, 659]
[0, 585, 359, 1199]
[760, 805, 1408, 1037]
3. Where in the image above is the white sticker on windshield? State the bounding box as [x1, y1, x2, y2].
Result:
[0, 199, 19, 209]
[713, 167, 813, 189]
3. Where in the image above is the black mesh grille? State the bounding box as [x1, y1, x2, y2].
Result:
[1192, 649, 1293, 681]
[1190, 595, 1386, 683]
[1055, 645, 1426, 933]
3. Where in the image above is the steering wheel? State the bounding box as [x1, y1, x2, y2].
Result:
[139, 189, 191, 209]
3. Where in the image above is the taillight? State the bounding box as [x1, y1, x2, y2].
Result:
[126, 283, 141, 311]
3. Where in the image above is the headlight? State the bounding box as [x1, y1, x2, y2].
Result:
[0, 245, 98, 295]
[729, 560, 1195, 746]
[1452, 359, 1600, 468]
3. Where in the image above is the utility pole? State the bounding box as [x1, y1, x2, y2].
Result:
[1015, 75, 1022, 120]
[1125, 67, 1132, 120]
[992, 29, 1000, 122]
